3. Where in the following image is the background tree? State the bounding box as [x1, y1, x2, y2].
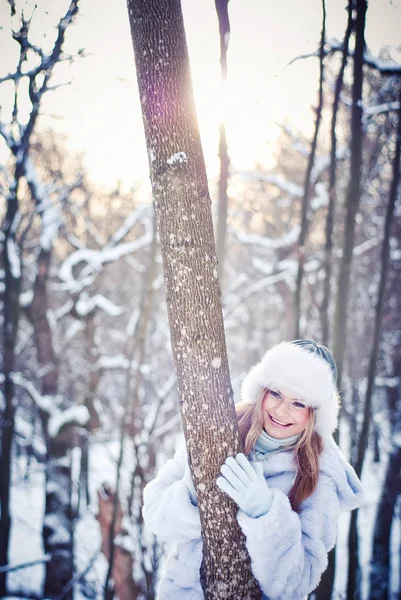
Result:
[215, 0, 230, 284]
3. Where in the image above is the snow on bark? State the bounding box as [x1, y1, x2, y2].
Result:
[6, 238, 21, 279]
[166, 151, 188, 165]
[19, 289, 34, 307]
[12, 374, 89, 438]
[48, 405, 90, 438]
[24, 157, 62, 251]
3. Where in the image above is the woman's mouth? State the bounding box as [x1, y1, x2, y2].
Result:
[269, 413, 293, 428]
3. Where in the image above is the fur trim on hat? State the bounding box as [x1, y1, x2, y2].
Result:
[241, 341, 340, 438]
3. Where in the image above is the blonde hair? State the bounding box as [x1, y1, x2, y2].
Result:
[236, 390, 323, 512]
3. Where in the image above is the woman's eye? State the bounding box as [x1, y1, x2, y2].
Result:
[294, 401, 306, 408]
[270, 390, 281, 398]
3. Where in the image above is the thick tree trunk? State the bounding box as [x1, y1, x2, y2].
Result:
[0, 168, 22, 597]
[347, 81, 401, 600]
[332, 0, 367, 390]
[29, 248, 74, 600]
[126, 1, 261, 597]
[293, 0, 325, 339]
[215, 0, 230, 284]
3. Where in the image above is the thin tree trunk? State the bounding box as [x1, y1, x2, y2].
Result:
[369, 445, 401, 600]
[126, 1, 261, 597]
[0, 166, 23, 597]
[215, 0, 230, 284]
[0, 4, 79, 594]
[105, 213, 158, 598]
[347, 83, 401, 600]
[332, 0, 367, 390]
[314, 11, 354, 595]
[293, 0, 326, 339]
[320, 0, 353, 348]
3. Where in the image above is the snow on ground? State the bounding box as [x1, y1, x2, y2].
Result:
[8, 458, 45, 597]
[7, 431, 396, 599]
[8, 438, 136, 599]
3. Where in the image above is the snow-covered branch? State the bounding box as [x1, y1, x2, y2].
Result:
[283, 38, 401, 77]
[0, 0, 80, 154]
[0, 555, 51, 574]
[58, 230, 153, 292]
[327, 38, 401, 75]
[75, 293, 124, 318]
[104, 205, 151, 249]
[230, 224, 300, 250]
[12, 374, 90, 438]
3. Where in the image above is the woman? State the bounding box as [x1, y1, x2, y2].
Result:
[143, 340, 364, 599]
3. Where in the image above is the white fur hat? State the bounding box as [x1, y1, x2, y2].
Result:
[241, 340, 340, 438]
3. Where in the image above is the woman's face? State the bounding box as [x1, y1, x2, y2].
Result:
[262, 389, 310, 439]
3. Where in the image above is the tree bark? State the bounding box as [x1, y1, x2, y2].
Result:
[347, 82, 401, 600]
[293, 0, 325, 339]
[126, 1, 261, 597]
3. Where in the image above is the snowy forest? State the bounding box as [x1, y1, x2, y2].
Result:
[0, 0, 400, 598]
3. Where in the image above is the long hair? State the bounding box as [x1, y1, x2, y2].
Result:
[236, 391, 323, 512]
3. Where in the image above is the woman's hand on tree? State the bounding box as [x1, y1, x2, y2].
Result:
[216, 453, 272, 518]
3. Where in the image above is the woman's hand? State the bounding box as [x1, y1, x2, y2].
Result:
[216, 453, 272, 518]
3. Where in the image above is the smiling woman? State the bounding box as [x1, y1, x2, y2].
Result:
[143, 339, 364, 599]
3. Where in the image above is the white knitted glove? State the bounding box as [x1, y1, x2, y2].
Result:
[216, 453, 272, 518]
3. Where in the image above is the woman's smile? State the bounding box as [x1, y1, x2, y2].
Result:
[268, 413, 294, 428]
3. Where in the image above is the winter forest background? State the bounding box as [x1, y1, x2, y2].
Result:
[0, 0, 400, 599]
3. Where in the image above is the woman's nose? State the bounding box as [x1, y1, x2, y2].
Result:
[275, 401, 290, 416]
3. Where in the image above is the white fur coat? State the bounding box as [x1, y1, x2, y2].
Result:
[142, 437, 364, 600]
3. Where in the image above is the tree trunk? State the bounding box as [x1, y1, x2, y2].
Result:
[0, 165, 23, 597]
[215, 0, 230, 284]
[320, 0, 353, 348]
[369, 446, 401, 600]
[331, 0, 367, 390]
[29, 248, 74, 600]
[97, 485, 142, 600]
[315, 8, 354, 597]
[126, 1, 261, 597]
[0, 4, 79, 595]
[347, 81, 401, 600]
[293, 0, 325, 339]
